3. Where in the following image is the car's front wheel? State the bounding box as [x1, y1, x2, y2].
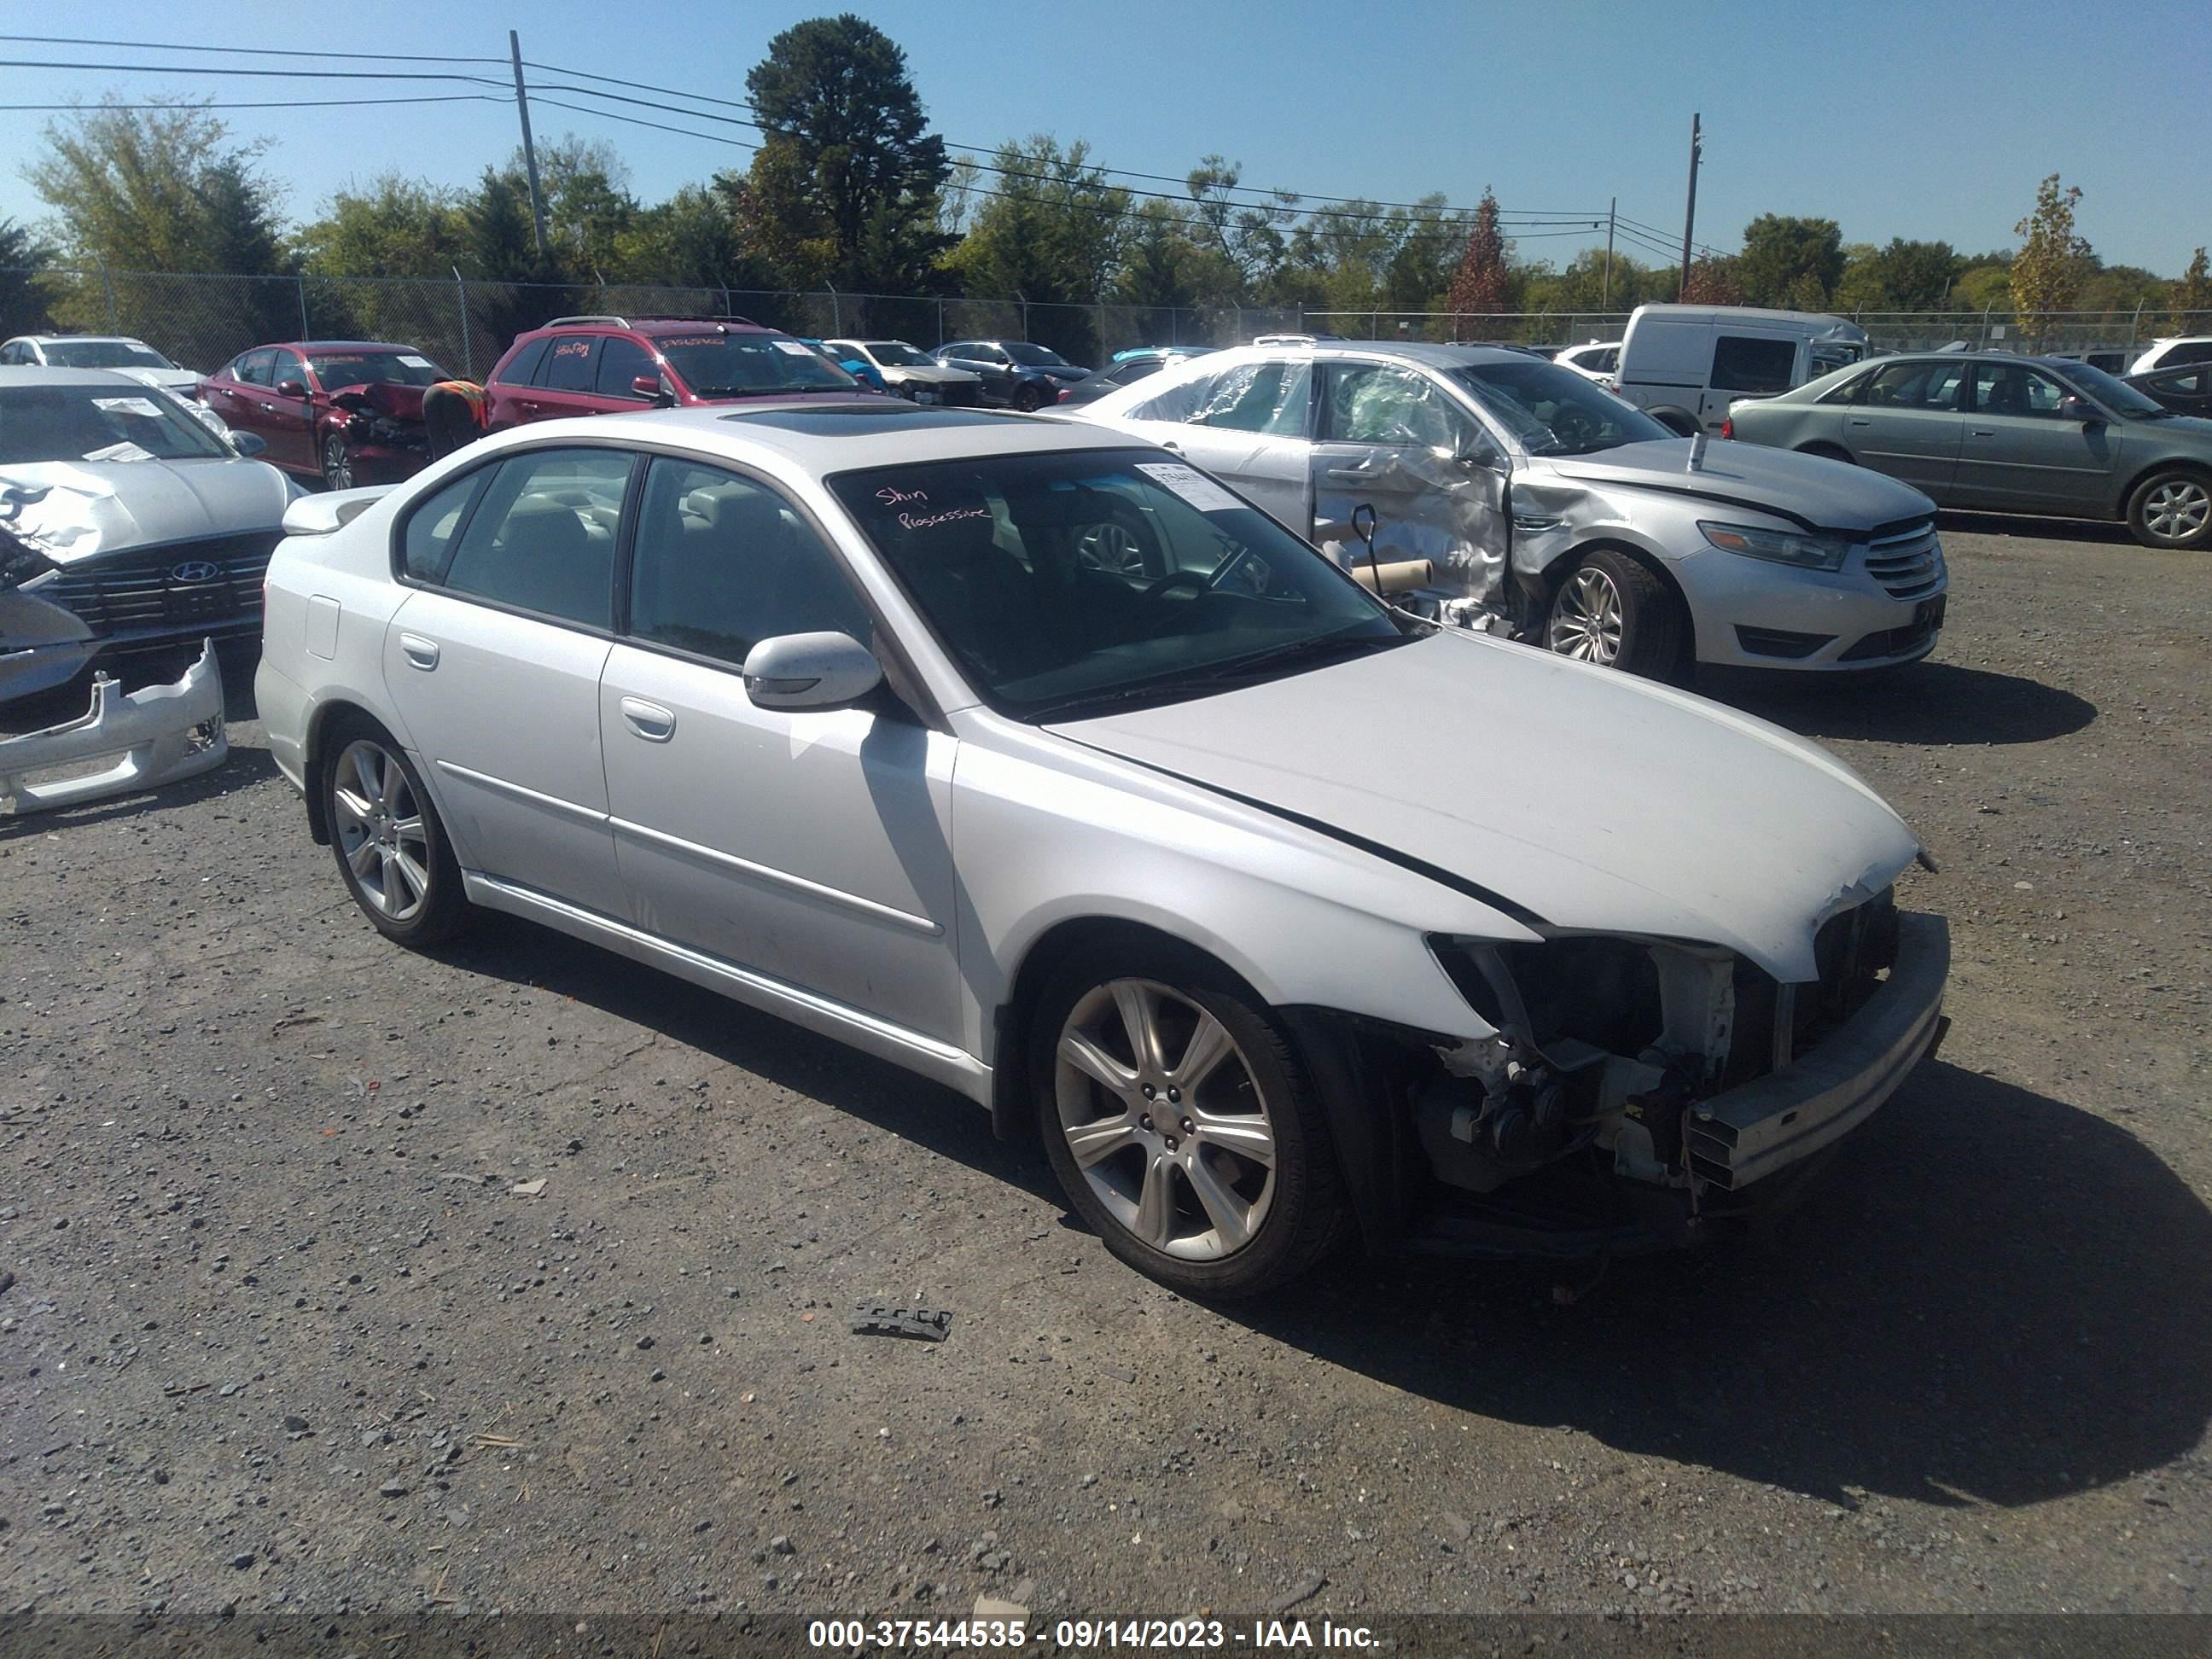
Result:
[1013, 381, 1050, 413]
[1544, 549, 1686, 678]
[2127, 468, 2212, 550]
[323, 718, 469, 946]
[322, 433, 352, 492]
[1033, 943, 1348, 1298]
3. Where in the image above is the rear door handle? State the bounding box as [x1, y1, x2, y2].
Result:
[1970, 428, 1995, 438]
[620, 696, 676, 742]
[399, 633, 439, 670]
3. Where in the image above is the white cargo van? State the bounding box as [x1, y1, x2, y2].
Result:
[1614, 305, 1868, 435]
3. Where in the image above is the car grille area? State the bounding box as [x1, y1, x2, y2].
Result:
[1863, 520, 1944, 598]
[42, 531, 279, 639]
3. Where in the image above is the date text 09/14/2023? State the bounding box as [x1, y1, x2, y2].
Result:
[805, 1618, 1381, 1650]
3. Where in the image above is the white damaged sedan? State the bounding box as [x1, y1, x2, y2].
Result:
[257, 401, 1949, 1296]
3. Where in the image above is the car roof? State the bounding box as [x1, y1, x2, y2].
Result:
[15, 333, 154, 346]
[257, 341, 421, 353]
[0, 366, 172, 388]
[476, 399, 1138, 472]
[1236, 339, 1545, 370]
[533, 317, 771, 338]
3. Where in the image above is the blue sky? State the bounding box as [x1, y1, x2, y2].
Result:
[2, 0, 2205, 276]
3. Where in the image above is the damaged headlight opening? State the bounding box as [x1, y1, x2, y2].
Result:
[1697, 520, 1850, 571]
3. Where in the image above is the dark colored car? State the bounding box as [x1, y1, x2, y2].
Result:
[1053, 346, 1214, 407]
[932, 341, 1090, 410]
[483, 315, 859, 431]
[201, 341, 447, 490]
[2127, 363, 2212, 418]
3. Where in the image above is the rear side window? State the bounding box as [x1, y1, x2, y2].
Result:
[400, 471, 487, 582]
[234, 349, 276, 387]
[595, 335, 659, 399]
[496, 337, 550, 387]
[1710, 335, 1798, 393]
[539, 335, 601, 393]
[438, 447, 632, 627]
[1860, 360, 1965, 410]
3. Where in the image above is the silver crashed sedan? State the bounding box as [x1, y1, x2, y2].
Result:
[1723, 351, 2212, 550]
[257, 400, 1950, 1296]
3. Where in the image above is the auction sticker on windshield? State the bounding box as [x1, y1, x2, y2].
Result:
[773, 340, 816, 357]
[398, 355, 433, 369]
[91, 397, 165, 419]
[1135, 461, 1243, 514]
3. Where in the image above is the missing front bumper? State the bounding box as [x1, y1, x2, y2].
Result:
[1685, 911, 1950, 1189]
[0, 638, 228, 814]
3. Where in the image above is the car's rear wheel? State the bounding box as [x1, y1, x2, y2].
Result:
[1545, 549, 1686, 678]
[322, 433, 352, 492]
[1033, 943, 1347, 1298]
[323, 719, 468, 946]
[2127, 468, 2212, 550]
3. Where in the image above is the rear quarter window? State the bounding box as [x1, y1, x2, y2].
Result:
[539, 335, 601, 393]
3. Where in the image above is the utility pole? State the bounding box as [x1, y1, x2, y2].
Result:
[509, 30, 549, 258]
[1679, 114, 1702, 300]
[1603, 197, 1616, 309]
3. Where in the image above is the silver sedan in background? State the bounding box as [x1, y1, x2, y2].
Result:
[1723, 352, 2212, 550]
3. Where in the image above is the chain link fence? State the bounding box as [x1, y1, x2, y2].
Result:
[1, 268, 2181, 375]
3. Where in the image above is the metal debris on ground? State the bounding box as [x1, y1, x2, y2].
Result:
[850, 1303, 954, 1342]
[0, 639, 227, 814]
[508, 1179, 547, 1197]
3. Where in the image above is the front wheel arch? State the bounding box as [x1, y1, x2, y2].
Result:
[1540, 539, 1695, 655]
[1798, 441, 1855, 464]
[2117, 459, 2212, 528]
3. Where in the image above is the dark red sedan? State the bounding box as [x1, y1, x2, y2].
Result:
[200, 341, 451, 490]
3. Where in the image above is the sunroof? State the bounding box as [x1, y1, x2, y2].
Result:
[721, 405, 1017, 435]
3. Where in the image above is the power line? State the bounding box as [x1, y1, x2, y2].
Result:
[0, 56, 509, 85]
[0, 94, 504, 113]
[0, 32, 505, 63]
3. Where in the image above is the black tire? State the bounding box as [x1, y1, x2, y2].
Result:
[1647, 405, 1701, 437]
[1800, 441, 1856, 465]
[321, 713, 469, 947]
[1013, 381, 1049, 413]
[1031, 938, 1349, 1299]
[2125, 467, 2212, 550]
[1545, 548, 1687, 680]
[321, 432, 352, 492]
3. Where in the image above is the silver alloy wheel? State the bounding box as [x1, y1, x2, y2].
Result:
[1074, 518, 1147, 575]
[323, 435, 352, 492]
[2142, 478, 2210, 544]
[330, 739, 432, 922]
[1053, 978, 1278, 1261]
[1547, 565, 1624, 663]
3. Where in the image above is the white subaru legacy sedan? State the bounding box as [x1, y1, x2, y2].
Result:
[257, 399, 1949, 1297]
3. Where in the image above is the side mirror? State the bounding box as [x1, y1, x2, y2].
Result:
[1458, 439, 1507, 473]
[632, 374, 675, 406]
[2060, 395, 2101, 425]
[741, 631, 882, 712]
[229, 431, 268, 457]
[276, 379, 308, 399]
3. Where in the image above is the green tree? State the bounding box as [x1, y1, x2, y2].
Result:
[463, 167, 579, 350]
[1872, 239, 1962, 311]
[1952, 253, 2013, 312]
[523, 135, 637, 275]
[1679, 254, 1744, 306]
[1185, 155, 1298, 297]
[296, 175, 469, 278]
[1445, 189, 1509, 327]
[611, 184, 771, 294]
[1735, 214, 1844, 308]
[951, 137, 1129, 361]
[2170, 247, 2212, 334]
[735, 14, 952, 292]
[2009, 175, 2093, 346]
[0, 217, 55, 337]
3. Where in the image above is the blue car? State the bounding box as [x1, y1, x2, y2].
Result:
[800, 339, 887, 393]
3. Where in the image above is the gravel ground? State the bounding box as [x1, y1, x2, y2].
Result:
[3, 513, 2209, 1627]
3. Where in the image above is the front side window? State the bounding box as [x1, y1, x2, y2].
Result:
[596, 335, 660, 399]
[1322, 364, 1477, 450]
[1709, 335, 1799, 393]
[1860, 360, 1965, 410]
[1970, 364, 2072, 418]
[269, 351, 306, 392]
[1452, 358, 1670, 456]
[627, 457, 871, 667]
[539, 335, 602, 393]
[828, 447, 1408, 719]
[0, 382, 229, 463]
[437, 447, 631, 627]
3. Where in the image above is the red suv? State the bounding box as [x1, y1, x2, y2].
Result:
[482, 315, 870, 428]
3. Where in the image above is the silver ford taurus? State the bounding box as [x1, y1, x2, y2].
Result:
[257, 400, 1950, 1296]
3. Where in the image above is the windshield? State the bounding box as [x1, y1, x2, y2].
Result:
[830, 448, 1410, 719]
[657, 332, 855, 395]
[862, 341, 934, 367]
[0, 382, 228, 463]
[2044, 359, 2168, 418]
[1451, 360, 1672, 455]
[42, 339, 177, 370]
[1004, 342, 1069, 367]
[309, 351, 443, 388]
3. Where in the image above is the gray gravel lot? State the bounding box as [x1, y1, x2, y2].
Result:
[3, 513, 2209, 1625]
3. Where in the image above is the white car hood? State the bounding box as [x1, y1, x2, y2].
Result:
[1047, 631, 1919, 982]
[884, 364, 981, 386]
[1543, 439, 1935, 532]
[0, 457, 289, 564]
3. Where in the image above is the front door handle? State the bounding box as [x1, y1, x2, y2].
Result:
[620, 696, 676, 742]
[1324, 466, 1376, 483]
[398, 633, 439, 670]
[260, 402, 279, 413]
[1846, 416, 1871, 426]
[1970, 428, 1995, 438]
